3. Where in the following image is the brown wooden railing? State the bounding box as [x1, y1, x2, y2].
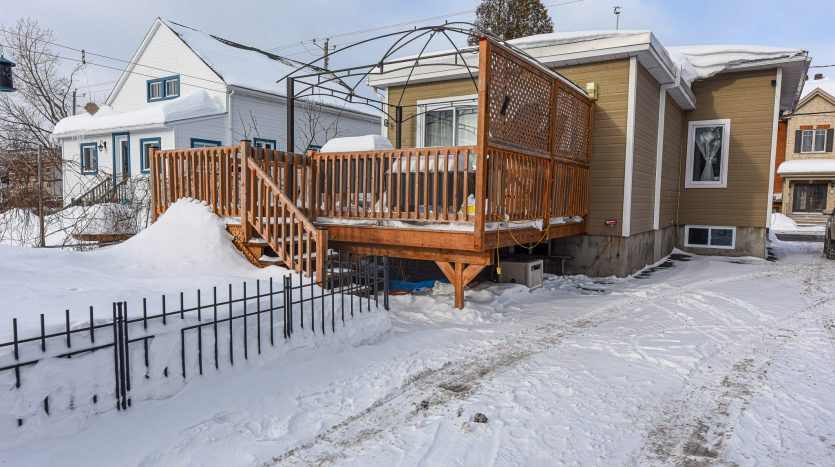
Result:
[150, 144, 311, 221]
[310, 146, 476, 222]
[242, 153, 327, 278]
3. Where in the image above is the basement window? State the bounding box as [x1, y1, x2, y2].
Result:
[685, 119, 731, 188]
[684, 225, 736, 249]
[253, 138, 276, 150]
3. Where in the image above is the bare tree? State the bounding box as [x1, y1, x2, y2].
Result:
[294, 100, 348, 152]
[0, 19, 149, 248]
[0, 18, 79, 151]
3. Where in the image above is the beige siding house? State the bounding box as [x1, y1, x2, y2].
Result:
[777, 76, 835, 224]
[368, 31, 810, 276]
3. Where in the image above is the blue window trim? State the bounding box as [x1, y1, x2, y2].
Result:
[79, 142, 98, 174]
[252, 137, 277, 149]
[190, 138, 222, 148]
[146, 75, 180, 102]
[139, 137, 162, 174]
[112, 132, 131, 180]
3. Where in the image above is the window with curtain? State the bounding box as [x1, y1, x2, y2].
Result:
[800, 129, 827, 153]
[686, 119, 730, 188]
[422, 103, 478, 147]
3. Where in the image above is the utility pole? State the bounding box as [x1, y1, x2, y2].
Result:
[313, 38, 335, 70]
[72, 89, 77, 115]
[37, 146, 45, 247]
[613, 6, 621, 30]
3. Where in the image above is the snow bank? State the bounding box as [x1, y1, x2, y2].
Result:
[52, 90, 224, 136]
[320, 134, 393, 153]
[770, 212, 825, 234]
[667, 45, 806, 85]
[777, 159, 835, 176]
[800, 76, 835, 100]
[97, 198, 254, 276]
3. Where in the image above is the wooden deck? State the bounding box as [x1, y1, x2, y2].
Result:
[149, 38, 594, 309]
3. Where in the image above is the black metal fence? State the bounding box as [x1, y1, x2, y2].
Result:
[0, 253, 389, 427]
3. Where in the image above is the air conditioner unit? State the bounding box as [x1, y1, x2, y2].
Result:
[497, 259, 543, 290]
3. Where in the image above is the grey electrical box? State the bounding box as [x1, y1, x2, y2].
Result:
[497, 259, 543, 290]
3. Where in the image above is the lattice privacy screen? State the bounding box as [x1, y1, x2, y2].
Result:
[553, 88, 592, 164]
[487, 48, 553, 155]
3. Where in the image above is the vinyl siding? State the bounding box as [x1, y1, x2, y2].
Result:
[387, 59, 631, 236]
[630, 64, 660, 235]
[678, 69, 777, 228]
[108, 24, 227, 113]
[660, 93, 683, 227]
[60, 129, 175, 202]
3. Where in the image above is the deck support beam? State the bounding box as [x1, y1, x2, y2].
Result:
[435, 261, 486, 309]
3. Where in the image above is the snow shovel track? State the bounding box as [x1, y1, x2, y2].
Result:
[631, 255, 835, 466]
[267, 265, 784, 466]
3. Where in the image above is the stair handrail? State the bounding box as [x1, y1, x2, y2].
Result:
[240, 141, 328, 281]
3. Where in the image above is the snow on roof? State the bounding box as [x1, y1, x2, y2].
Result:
[800, 76, 835, 100]
[320, 135, 393, 153]
[777, 159, 835, 177]
[162, 20, 376, 116]
[666, 45, 807, 85]
[53, 89, 224, 137]
[506, 29, 651, 48]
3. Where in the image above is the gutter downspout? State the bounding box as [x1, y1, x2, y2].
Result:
[226, 89, 235, 145]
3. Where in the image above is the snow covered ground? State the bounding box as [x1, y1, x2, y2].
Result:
[1, 202, 834, 465]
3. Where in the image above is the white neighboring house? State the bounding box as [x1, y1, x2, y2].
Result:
[52, 18, 379, 204]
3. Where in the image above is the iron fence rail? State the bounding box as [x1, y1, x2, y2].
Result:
[0, 253, 388, 427]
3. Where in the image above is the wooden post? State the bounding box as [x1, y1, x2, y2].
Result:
[316, 226, 328, 285]
[435, 261, 487, 309]
[149, 146, 158, 223]
[240, 140, 253, 241]
[474, 38, 492, 251]
[36, 147, 45, 247]
[395, 106, 403, 149]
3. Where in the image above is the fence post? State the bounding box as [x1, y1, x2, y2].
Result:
[240, 140, 253, 242]
[149, 147, 158, 223]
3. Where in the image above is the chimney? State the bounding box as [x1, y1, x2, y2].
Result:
[814, 73, 824, 80]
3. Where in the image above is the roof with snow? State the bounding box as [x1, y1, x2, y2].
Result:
[368, 30, 810, 112]
[777, 159, 835, 177]
[160, 20, 375, 115]
[53, 90, 225, 137]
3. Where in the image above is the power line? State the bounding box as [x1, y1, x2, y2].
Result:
[810, 64, 835, 68]
[266, 0, 585, 53]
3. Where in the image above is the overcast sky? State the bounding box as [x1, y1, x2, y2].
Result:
[2, 0, 833, 103]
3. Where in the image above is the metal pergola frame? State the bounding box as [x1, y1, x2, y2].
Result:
[277, 22, 576, 152]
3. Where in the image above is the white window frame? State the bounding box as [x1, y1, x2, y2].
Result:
[148, 81, 162, 100]
[416, 94, 478, 148]
[800, 128, 827, 153]
[165, 78, 180, 98]
[684, 225, 737, 250]
[685, 119, 731, 189]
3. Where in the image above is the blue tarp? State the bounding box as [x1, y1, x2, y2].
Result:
[389, 278, 448, 291]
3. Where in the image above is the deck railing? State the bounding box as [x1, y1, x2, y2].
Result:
[242, 153, 327, 278]
[310, 146, 476, 222]
[150, 145, 311, 221]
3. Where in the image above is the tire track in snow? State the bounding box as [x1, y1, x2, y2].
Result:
[631, 256, 835, 466]
[266, 266, 783, 465]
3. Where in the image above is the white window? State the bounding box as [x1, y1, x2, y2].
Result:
[191, 138, 221, 148]
[80, 143, 97, 174]
[684, 225, 736, 249]
[148, 81, 162, 100]
[165, 78, 179, 98]
[417, 95, 478, 147]
[800, 129, 826, 153]
[253, 138, 276, 149]
[685, 119, 731, 188]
